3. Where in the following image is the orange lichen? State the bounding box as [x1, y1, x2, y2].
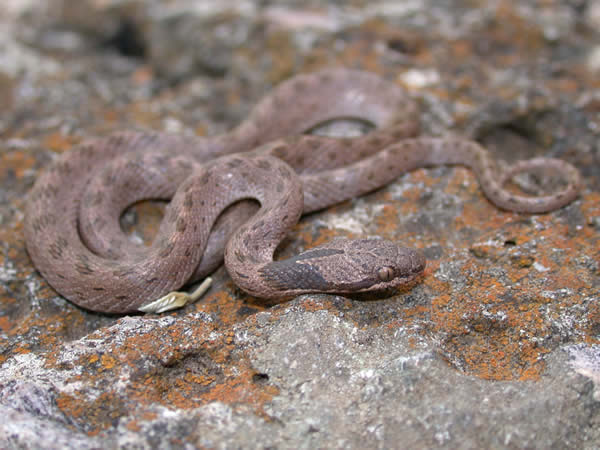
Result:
[44, 133, 76, 153]
[1, 150, 36, 178]
[100, 353, 117, 370]
[131, 65, 154, 85]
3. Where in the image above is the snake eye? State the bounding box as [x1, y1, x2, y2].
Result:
[377, 266, 394, 282]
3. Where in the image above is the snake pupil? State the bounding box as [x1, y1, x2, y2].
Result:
[377, 267, 394, 282]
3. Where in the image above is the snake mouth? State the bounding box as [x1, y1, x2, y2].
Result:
[349, 268, 426, 296]
[358, 271, 425, 293]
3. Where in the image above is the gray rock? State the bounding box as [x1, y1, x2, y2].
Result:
[1, 304, 599, 448]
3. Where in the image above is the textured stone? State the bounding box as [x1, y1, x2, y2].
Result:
[1, 0, 599, 448]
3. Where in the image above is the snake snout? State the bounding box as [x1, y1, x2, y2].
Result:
[393, 246, 425, 282]
[409, 249, 426, 275]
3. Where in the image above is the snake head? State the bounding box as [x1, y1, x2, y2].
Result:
[259, 238, 425, 296]
[321, 238, 426, 292]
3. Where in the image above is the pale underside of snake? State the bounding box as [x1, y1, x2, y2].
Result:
[24, 69, 582, 314]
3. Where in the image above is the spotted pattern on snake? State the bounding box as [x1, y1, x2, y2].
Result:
[24, 69, 582, 313]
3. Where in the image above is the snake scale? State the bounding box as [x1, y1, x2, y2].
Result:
[24, 69, 582, 314]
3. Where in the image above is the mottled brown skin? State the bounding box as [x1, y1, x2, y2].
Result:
[24, 69, 582, 313]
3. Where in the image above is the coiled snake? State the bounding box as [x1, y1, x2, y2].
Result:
[24, 69, 582, 313]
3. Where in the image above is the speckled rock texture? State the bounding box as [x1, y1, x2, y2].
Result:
[1, 0, 599, 448]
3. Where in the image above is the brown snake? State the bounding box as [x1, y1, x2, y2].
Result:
[24, 69, 582, 314]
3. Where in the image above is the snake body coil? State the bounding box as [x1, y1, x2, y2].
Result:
[24, 69, 581, 313]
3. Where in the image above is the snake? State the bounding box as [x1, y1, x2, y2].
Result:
[23, 69, 582, 314]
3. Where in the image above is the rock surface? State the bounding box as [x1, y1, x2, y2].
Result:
[0, 0, 599, 448]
